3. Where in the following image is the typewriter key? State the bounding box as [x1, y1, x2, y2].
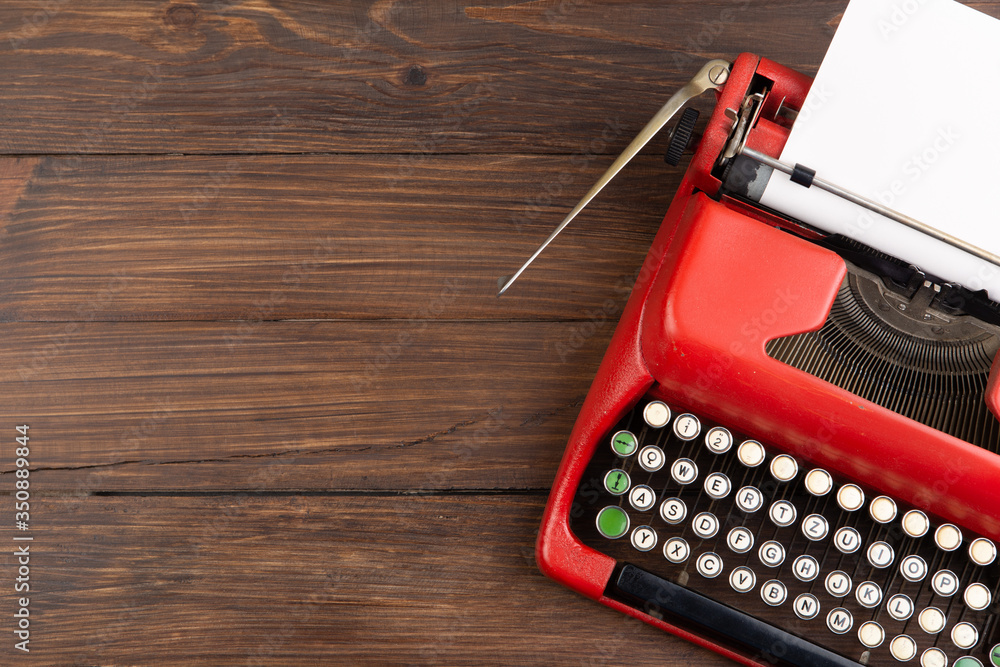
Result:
[918, 606, 946, 634]
[695, 552, 723, 578]
[670, 458, 698, 485]
[768, 500, 796, 527]
[792, 554, 819, 582]
[736, 440, 765, 467]
[760, 579, 787, 606]
[921, 648, 948, 667]
[935, 523, 963, 552]
[952, 622, 979, 650]
[890, 635, 917, 662]
[758, 540, 785, 567]
[793, 593, 820, 620]
[801, 513, 829, 541]
[825, 607, 852, 635]
[703, 472, 731, 500]
[638, 445, 665, 472]
[931, 569, 959, 597]
[735, 486, 763, 513]
[630, 526, 657, 552]
[659, 497, 687, 525]
[953, 658, 984, 667]
[603, 469, 630, 496]
[901, 555, 928, 582]
[596, 506, 630, 539]
[833, 526, 861, 554]
[964, 582, 991, 611]
[887, 594, 914, 621]
[628, 484, 655, 512]
[858, 621, 884, 648]
[869, 495, 897, 523]
[824, 570, 852, 598]
[663, 536, 689, 564]
[692, 512, 720, 539]
[855, 581, 882, 609]
[903, 509, 930, 538]
[769, 454, 798, 482]
[642, 401, 671, 428]
[610, 430, 638, 457]
[729, 566, 756, 593]
[673, 413, 701, 441]
[704, 426, 732, 454]
[726, 526, 754, 554]
[970, 537, 997, 566]
[836, 484, 864, 511]
[804, 468, 833, 496]
[867, 541, 894, 568]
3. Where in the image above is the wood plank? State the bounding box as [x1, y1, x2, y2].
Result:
[0, 321, 616, 492]
[0, 494, 728, 665]
[0, 154, 678, 321]
[0, 0, 869, 155]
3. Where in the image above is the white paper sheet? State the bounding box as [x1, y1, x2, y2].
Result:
[758, 0, 1000, 299]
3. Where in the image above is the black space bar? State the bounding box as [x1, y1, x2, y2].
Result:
[611, 565, 860, 667]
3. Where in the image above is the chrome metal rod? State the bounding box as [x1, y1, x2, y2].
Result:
[496, 59, 732, 296]
[741, 147, 1000, 270]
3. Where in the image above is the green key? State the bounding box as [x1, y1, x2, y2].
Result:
[603, 468, 631, 496]
[596, 506, 630, 539]
[990, 643, 1000, 666]
[611, 430, 638, 457]
[956, 657, 984, 667]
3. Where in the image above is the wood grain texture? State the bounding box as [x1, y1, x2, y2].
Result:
[3, 0, 999, 664]
[0, 495, 730, 666]
[0, 0, 858, 156]
[0, 321, 608, 492]
[0, 154, 676, 321]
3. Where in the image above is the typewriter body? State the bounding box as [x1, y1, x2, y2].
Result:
[534, 53, 1000, 667]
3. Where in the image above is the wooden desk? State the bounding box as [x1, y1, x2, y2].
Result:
[0, 1, 978, 664]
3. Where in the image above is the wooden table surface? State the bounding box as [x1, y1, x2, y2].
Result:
[0, 1, 992, 665]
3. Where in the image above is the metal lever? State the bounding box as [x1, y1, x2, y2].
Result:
[496, 59, 732, 296]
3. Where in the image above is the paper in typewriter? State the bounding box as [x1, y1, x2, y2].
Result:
[758, 0, 1000, 300]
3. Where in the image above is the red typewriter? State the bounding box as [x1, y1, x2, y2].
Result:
[501, 54, 1000, 667]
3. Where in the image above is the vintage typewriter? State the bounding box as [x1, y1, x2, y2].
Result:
[498, 38, 1000, 667]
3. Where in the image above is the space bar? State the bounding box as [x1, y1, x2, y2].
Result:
[610, 564, 861, 667]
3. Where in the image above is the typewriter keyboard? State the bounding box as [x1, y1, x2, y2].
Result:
[569, 397, 1000, 666]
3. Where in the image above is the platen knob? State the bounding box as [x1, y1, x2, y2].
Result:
[664, 107, 700, 166]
